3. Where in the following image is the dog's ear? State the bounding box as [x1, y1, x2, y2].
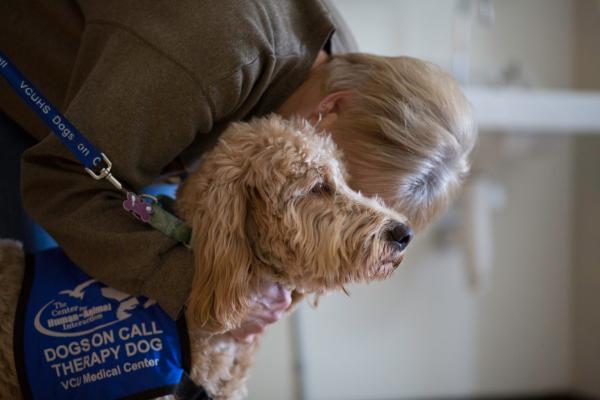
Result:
[187, 180, 256, 333]
[177, 156, 257, 334]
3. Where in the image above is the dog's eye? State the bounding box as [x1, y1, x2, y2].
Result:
[310, 182, 333, 196]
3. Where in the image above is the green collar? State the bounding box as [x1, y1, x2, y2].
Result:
[148, 195, 192, 247]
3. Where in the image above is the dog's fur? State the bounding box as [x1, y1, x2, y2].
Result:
[0, 115, 409, 399]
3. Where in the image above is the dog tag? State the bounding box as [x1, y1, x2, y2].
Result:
[122, 192, 153, 222]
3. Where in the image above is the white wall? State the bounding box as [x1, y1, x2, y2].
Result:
[247, 316, 296, 399]
[572, 136, 600, 398]
[329, 0, 574, 87]
[572, 1, 600, 397]
[247, 2, 582, 399]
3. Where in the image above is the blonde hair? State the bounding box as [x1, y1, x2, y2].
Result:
[321, 54, 476, 231]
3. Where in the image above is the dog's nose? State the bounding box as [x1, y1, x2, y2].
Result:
[388, 222, 413, 251]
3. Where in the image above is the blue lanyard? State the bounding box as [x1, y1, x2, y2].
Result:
[0, 49, 192, 245]
[0, 50, 122, 190]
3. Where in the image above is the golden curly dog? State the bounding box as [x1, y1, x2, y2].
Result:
[0, 115, 411, 399]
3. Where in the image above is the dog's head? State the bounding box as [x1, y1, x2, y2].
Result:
[176, 115, 411, 332]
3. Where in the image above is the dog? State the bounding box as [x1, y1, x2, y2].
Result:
[0, 115, 411, 399]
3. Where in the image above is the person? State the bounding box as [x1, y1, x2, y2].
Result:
[0, 0, 475, 342]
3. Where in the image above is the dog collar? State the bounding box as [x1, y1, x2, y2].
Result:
[124, 193, 192, 247]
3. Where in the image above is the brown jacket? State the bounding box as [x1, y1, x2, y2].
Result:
[0, 0, 355, 318]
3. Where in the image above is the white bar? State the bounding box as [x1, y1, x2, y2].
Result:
[463, 86, 600, 134]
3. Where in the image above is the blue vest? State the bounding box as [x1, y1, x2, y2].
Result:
[15, 247, 192, 400]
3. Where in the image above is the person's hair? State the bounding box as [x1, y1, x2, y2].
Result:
[320, 54, 476, 231]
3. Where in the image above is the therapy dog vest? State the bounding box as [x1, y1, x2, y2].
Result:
[15, 248, 193, 400]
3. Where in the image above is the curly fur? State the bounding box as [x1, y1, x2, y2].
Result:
[0, 115, 409, 399]
[0, 240, 24, 399]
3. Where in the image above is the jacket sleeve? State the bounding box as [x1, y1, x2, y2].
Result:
[21, 24, 217, 319]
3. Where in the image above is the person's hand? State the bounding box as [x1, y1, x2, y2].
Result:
[229, 280, 292, 343]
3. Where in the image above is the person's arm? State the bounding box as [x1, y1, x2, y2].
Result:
[21, 24, 215, 319]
